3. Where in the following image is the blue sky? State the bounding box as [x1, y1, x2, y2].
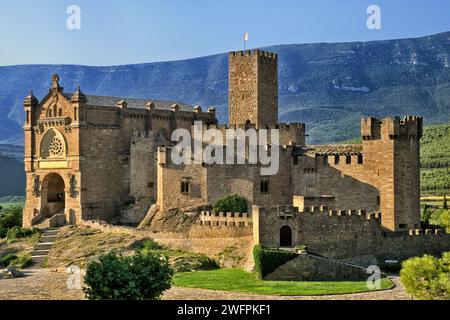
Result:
[0, 0, 449, 66]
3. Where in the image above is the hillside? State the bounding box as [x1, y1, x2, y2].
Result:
[0, 154, 24, 197]
[1, 32, 450, 145]
[420, 123, 450, 195]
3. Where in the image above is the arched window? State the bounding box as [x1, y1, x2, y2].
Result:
[58, 108, 63, 117]
[48, 109, 52, 117]
[40, 128, 67, 159]
[26, 110, 30, 124]
[74, 107, 78, 121]
[53, 105, 57, 117]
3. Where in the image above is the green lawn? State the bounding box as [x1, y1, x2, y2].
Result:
[173, 269, 394, 296]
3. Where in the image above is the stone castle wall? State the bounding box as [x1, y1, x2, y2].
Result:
[253, 205, 450, 265]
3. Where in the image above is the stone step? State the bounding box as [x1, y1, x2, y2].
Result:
[40, 236, 57, 242]
[32, 256, 47, 266]
[35, 243, 53, 251]
[31, 249, 50, 256]
[43, 229, 59, 234]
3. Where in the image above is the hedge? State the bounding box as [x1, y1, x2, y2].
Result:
[253, 245, 298, 278]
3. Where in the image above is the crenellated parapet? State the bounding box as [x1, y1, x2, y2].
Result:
[199, 211, 252, 227]
[229, 50, 278, 60]
[361, 115, 423, 141]
[190, 122, 305, 146]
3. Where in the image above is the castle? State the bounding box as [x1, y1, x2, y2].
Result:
[22, 50, 450, 275]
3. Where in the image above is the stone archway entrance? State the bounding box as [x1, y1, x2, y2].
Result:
[41, 173, 65, 217]
[280, 225, 292, 247]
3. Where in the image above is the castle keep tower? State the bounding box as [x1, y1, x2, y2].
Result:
[228, 50, 278, 127]
[361, 116, 423, 231]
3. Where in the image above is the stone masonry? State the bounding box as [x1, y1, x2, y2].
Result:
[22, 49, 448, 271]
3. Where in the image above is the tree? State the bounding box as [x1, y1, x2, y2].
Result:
[83, 251, 173, 300]
[213, 194, 248, 213]
[441, 210, 450, 233]
[400, 253, 450, 300]
[443, 195, 448, 210]
[421, 204, 431, 227]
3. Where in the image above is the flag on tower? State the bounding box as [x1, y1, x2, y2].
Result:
[243, 32, 249, 50]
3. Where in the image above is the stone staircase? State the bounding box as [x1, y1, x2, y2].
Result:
[31, 229, 59, 267]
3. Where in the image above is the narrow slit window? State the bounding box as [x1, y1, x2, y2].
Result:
[181, 181, 190, 194]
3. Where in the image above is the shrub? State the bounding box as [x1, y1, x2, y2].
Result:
[441, 210, 450, 233]
[6, 227, 42, 243]
[0, 206, 22, 231]
[139, 238, 163, 252]
[213, 194, 248, 213]
[253, 245, 298, 278]
[0, 253, 32, 269]
[400, 253, 450, 300]
[0, 226, 7, 238]
[171, 254, 219, 272]
[83, 250, 173, 300]
[1, 254, 18, 267]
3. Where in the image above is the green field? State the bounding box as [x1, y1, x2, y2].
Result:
[420, 124, 450, 195]
[173, 269, 394, 296]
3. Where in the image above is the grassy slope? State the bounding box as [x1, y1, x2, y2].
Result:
[341, 123, 450, 196]
[174, 269, 394, 296]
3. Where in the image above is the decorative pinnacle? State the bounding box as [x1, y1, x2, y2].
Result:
[51, 74, 63, 92]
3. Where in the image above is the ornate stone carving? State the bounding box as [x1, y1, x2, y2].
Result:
[68, 174, 77, 198]
[32, 175, 40, 196]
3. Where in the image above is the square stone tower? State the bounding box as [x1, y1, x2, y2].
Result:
[228, 50, 278, 127]
[361, 116, 423, 231]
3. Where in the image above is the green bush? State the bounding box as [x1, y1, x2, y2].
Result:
[6, 226, 42, 243]
[213, 194, 248, 213]
[441, 210, 450, 233]
[0, 253, 32, 269]
[139, 239, 163, 252]
[253, 245, 298, 278]
[1, 254, 18, 267]
[400, 253, 450, 300]
[0, 206, 22, 232]
[83, 250, 173, 300]
[0, 226, 7, 238]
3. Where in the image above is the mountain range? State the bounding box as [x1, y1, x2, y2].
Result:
[1, 31, 450, 145]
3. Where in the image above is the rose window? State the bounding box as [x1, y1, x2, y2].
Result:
[49, 137, 64, 157]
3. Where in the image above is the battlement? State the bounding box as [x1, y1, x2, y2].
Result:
[131, 131, 154, 138]
[194, 122, 304, 132]
[255, 205, 380, 222]
[361, 115, 423, 141]
[407, 229, 445, 236]
[191, 122, 305, 146]
[157, 144, 295, 166]
[199, 211, 252, 227]
[229, 50, 278, 60]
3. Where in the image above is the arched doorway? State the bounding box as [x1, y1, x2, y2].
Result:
[280, 226, 292, 247]
[41, 173, 65, 217]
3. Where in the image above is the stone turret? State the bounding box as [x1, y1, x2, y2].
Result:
[361, 116, 422, 231]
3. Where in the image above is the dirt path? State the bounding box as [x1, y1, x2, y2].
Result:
[0, 269, 410, 300]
